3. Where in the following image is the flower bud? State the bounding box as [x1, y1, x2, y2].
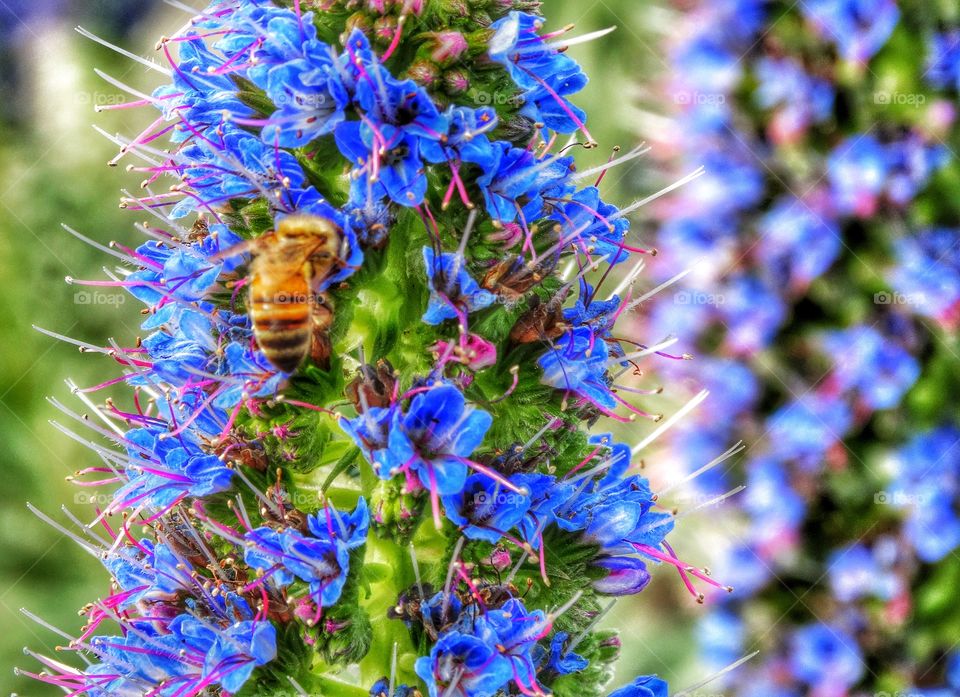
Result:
[344, 12, 373, 38]
[373, 15, 399, 46]
[443, 68, 471, 95]
[592, 556, 652, 596]
[398, 0, 424, 16]
[406, 59, 441, 87]
[423, 31, 469, 66]
[365, 0, 393, 13]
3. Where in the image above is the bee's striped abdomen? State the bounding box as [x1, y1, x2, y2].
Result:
[249, 280, 311, 373]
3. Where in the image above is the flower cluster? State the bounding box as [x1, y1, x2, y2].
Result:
[18, 1, 706, 695]
[643, 0, 960, 694]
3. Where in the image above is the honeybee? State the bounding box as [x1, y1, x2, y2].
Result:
[481, 253, 558, 304]
[509, 285, 571, 344]
[226, 215, 343, 373]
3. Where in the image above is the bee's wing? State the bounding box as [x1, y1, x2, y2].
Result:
[207, 235, 269, 263]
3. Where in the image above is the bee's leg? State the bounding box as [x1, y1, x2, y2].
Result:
[309, 294, 333, 369]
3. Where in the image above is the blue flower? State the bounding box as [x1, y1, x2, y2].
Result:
[422, 247, 495, 325]
[261, 36, 348, 147]
[826, 134, 946, 217]
[607, 675, 669, 697]
[169, 614, 277, 694]
[153, 38, 253, 134]
[802, 0, 900, 63]
[420, 106, 500, 169]
[592, 555, 652, 596]
[889, 228, 960, 324]
[717, 274, 786, 354]
[766, 394, 853, 467]
[542, 631, 588, 675]
[477, 143, 575, 222]
[756, 197, 841, 290]
[538, 326, 615, 411]
[79, 614, 276, 696]
[113, 425, 234, 512]
[336, 121, 429, 206]
[414, 630, 513, 697]
[677, 148, 764, 219]
[488, 12, 588, 134]
[482, 598, 549, 689]
[743, 457, 806, 534]
[927, 31, 960, 91]
[884, 136, 949, 206]
[672, 36, 742, 97]
[754, 57, 834, 141]
[243, 499, 368, 609]
[698, 610, 746, 673]
[551, 187, 631, 265]
[827, 134, 890, 217]
[788, 624, 865, 689]
[822, 326, 920, 410]
[905, 493, 960, 563]
[442, 474, 530, 543]
[342, 383, 492, 497]
[827, 543, 899, 602]
[555, 472, 674, 555]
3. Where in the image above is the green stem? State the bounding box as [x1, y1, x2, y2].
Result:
[309, 674, 376, 697]
[358, 531, 419, 686]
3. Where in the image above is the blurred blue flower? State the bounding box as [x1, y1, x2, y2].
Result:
[802, 0, 899, 63]
[789, 623, 865, 689]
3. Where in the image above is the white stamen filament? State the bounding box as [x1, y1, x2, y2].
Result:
[631, 390, 709, 456]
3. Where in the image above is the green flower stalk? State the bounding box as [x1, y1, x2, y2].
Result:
[17, 1, 729, 696]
